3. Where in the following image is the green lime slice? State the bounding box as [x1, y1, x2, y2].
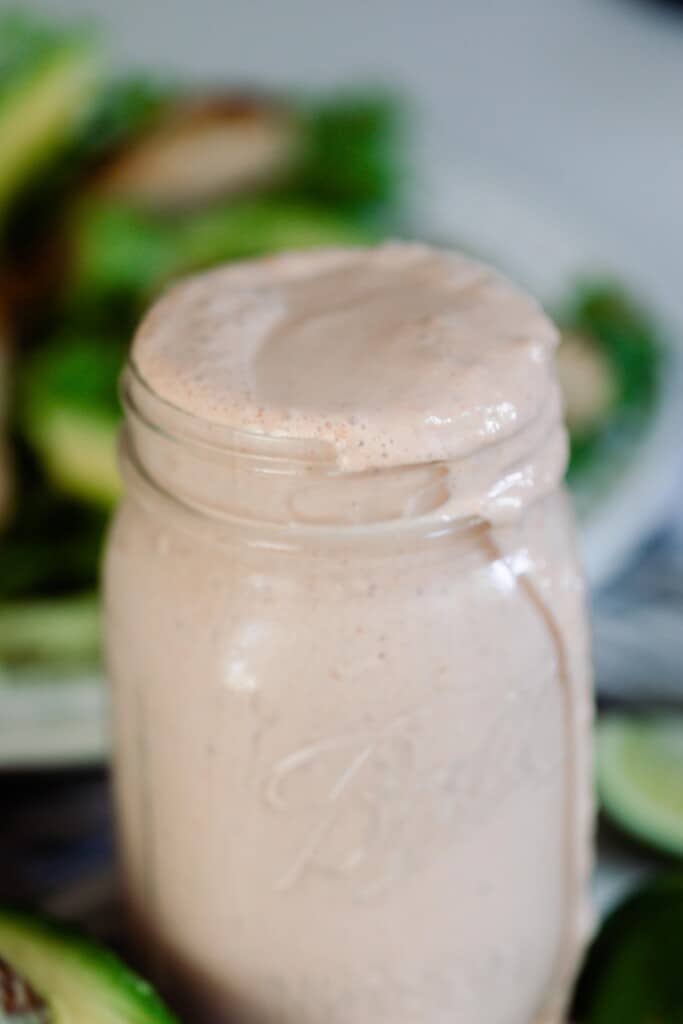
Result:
[597, 713, 683, 857]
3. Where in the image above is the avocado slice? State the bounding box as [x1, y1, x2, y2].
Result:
[1, 953, 47, 1021]
[0, 12, 101, 222]
[26, 405, 120, 508]
[0, 909, 178, 1022]
[0, 593, 100, 667]
[22, 334, 122, 508]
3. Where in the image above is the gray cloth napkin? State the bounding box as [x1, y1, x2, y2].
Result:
[593, 519, 683, 704]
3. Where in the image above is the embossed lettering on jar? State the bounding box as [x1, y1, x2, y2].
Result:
[104, 243, 593, 1024]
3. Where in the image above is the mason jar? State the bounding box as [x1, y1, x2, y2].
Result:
[105, 246, 593, 1024]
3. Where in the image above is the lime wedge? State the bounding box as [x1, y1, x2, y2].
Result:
[597, 713, 683, 856]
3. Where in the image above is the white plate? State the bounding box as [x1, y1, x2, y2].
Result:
[3, 164, 683, 771]
[0, 670, 107, 771]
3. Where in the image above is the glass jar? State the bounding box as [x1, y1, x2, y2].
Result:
[105, 363, 592, 1024]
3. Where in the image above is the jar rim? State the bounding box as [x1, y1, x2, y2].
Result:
[121, 358, 567, 532]
[118, 422, 489, 553]
[123, 359, 339, 469]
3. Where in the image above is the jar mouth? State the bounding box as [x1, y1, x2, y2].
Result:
[122, 361, 460, 529]
[121, 359, 567, 531]
[124, 359, 339, 469]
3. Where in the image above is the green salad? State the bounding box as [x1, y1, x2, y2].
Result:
[0, 8, 663, 673]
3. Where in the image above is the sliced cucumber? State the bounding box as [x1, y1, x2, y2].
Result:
[0, 909, 178, 1022]
[0, 13, 101, 220]
[597, 713, 683, 857]
[0, 593, 100, 668]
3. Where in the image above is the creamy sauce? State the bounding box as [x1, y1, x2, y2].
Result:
[133, 242, 562, 489]
[107, 243, 593, 1024]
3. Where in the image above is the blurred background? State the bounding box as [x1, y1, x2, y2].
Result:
[1, 1, 683, 1020]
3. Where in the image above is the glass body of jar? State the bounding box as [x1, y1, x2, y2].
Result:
[104, 366, 593, 1024]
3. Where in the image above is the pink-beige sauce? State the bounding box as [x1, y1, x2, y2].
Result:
[105, 243, 593, 1023]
